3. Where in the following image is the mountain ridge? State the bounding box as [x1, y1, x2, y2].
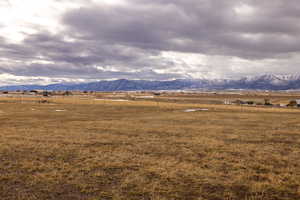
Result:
[1, 74, 300, 91]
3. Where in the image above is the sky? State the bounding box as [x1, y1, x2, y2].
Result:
[1, 0, 300, 85]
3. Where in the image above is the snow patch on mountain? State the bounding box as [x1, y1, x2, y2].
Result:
[1, 74, 300, 91]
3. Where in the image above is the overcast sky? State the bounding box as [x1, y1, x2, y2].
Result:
[1, 0, 300, 85]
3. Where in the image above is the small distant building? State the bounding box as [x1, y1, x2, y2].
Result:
[29, 90, 38, 95]
[264, 99, 272, 106]
[224, 99, 231, 105]
[280, 104, 287, 107]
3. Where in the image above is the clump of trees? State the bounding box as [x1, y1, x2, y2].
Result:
[42, 91, 51, 97]
[264, 99, 272, 106]
[63, 91, 73, 96]
[287, 100, 298, 107]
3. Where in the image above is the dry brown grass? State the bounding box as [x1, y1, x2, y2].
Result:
[0, 94, 300, 200]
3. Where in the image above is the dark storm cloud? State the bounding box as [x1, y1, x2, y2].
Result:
[1, 0, 300, 84]
[0, 32, 183, 80]
[0, 31, 143, 64]
[62, 0, 300, 59]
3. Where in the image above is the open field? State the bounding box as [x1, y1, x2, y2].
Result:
[1, 93, 300, 200]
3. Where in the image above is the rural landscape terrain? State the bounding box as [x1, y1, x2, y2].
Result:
[2, 0, 300, 199]
[1, 91, 300, 200]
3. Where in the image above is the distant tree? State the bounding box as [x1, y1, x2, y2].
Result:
[38, 99, 49, 104]
[42, 91, 51, 97]
[246, 101, 254, 105]
[287, 100, 297, 107]
[63, 91, 73, 96]
[264, 99, 272, 106]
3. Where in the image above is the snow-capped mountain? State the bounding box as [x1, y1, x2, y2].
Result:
[229, 74, 300, 90]
[1, 74, 300, 91]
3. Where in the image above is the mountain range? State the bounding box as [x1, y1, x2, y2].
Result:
[1, 74, 300, 91]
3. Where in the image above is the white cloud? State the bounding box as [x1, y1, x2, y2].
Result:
[0, 0, 81, 42]
[234, 3, 255, 16]
[0, 0, 300, 85]
[0, 73, 95, 86]
[92, 0, 128, 6]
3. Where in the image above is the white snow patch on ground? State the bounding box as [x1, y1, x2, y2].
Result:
[184, 108, 209, 112]
[95, 99, 129, 102]
[134, 96, 154, 99]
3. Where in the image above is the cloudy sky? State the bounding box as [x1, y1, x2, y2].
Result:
[1, 0, 300, 85]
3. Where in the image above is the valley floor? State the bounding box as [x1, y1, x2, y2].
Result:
[0, 94, 300, 200]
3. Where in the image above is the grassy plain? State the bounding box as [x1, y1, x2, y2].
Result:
[0, 93, 300, 200]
